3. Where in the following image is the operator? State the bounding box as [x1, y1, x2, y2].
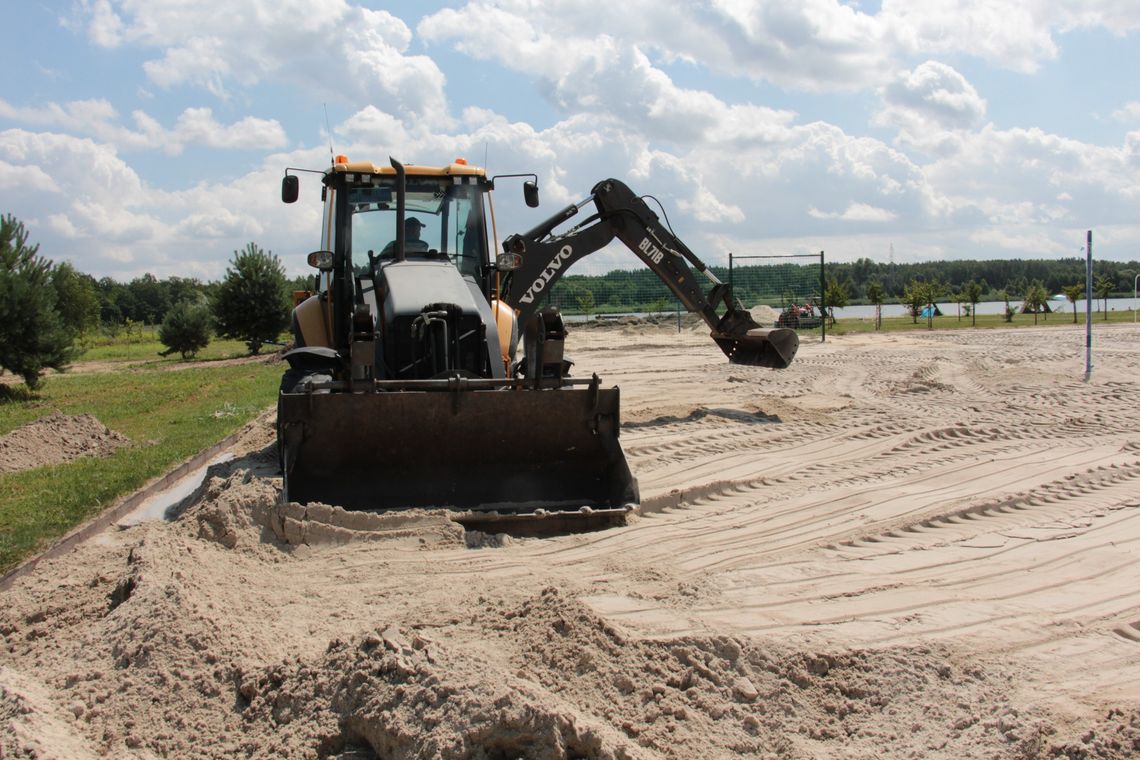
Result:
[379, 217, 430, 257]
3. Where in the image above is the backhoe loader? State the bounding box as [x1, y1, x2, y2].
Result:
[277, 156, 797, 533]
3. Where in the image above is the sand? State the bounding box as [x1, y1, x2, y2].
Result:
[2, 322, 1139, 758]
[0, 413, 130, 473]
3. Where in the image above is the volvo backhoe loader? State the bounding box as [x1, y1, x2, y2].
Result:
[277, 157, 797, 533]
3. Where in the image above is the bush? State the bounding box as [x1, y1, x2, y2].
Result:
[159, 300, 213, 359]
[0, 215, 76, 388]
[213, 243, 290, 355]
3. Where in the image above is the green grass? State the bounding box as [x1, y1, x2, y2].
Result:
[0, 360, 282, 573]
[76, 326, 279, 364]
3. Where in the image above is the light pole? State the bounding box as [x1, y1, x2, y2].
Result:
[1084, 231, 1092, 381]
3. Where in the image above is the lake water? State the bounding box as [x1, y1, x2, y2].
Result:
[834, 297, 1138, 320]
[565, 297, 1139, 323]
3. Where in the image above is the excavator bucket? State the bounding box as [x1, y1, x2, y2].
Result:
[711, 309, 800, 369]
[278, 385, 639, 533]
[713, 326, 799, 368]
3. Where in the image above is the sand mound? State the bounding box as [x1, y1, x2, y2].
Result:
[0, 413, 131, 474]
[179, 470, 467, 553]
[748, 304, 780, 326]
[174, 471, 467, 556]
[263, 502, 467, 550]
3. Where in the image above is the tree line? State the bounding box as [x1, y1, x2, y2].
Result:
[542, 256, 1138, 317]
[1, 214, 297, 388]
[792, 256, 1135, 302]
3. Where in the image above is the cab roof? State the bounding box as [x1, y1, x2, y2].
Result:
[331, 159, 486, 179]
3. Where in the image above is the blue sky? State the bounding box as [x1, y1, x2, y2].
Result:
[1, 1, 1137, 281]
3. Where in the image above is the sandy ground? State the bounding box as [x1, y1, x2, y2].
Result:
[2, 321, 1139, 758]
[0, 413, 130, 473]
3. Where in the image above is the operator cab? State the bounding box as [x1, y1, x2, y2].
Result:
[331, 164, 492, 286]
[281, 157, 538, 381]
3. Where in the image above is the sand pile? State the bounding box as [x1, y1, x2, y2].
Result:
[184, 470, 467, 552]
[0, 412, 131, 473]
[748, 304, 780, 326]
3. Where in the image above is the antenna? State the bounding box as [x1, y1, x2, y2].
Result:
[323, 103, 334, 164]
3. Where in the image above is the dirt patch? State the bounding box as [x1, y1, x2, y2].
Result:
[0, 413, 131, 474]
[55, 352, 280, 376]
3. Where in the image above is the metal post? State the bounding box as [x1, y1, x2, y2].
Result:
[728, 252, 734, 289]
[819, 250, 826, 343]
[1084, 230, 1093, 380]
[1134, 273, 1138, 323]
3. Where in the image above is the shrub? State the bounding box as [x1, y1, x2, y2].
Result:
[159, 300, 213, 359]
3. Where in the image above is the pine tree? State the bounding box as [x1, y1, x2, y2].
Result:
[0, 215, 75, 388]
[213, 242, 290, 355]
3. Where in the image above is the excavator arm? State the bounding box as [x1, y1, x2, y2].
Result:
[501, 178, 799, 368]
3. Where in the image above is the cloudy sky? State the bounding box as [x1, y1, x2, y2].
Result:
[1, 1, 1138, 282]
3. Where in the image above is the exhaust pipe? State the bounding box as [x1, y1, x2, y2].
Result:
[390, 156, 406, 262]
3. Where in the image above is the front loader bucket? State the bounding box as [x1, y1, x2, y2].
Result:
[278, 386, 639, 523]
[713, 326, 799, 368]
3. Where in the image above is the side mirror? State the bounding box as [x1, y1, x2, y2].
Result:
[523, 180, 539, 208]
[306, 250, 335, 271]
[282, 175, 299, 204]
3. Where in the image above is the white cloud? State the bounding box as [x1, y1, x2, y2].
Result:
[882, 1, 1058, 73]
[882, 1, 1140, 72]
[421, 1, 1140, 105]
[879, 62, 987, 129]
[874, 62, 987, 154]
[925, 125, 1140, 225]
[422, 1, 893, 95]
[83, 1, 450, 125]
[0, 129, 159, 270]
[809, 203, 898, 222]
[85, 0, 124, 47]
[0, 99, 286, 154]
[705, 0, 893, 89]
[171, 109, 286, 151]
[0, 160, 59, 193]
[0, 129, 305, 278]
[1113, 102, 1140, 123]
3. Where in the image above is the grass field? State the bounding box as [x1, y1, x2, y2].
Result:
[76, 325, 279, 364]
[821, 306, 1138, 335]
[0, 358, 281, 573]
